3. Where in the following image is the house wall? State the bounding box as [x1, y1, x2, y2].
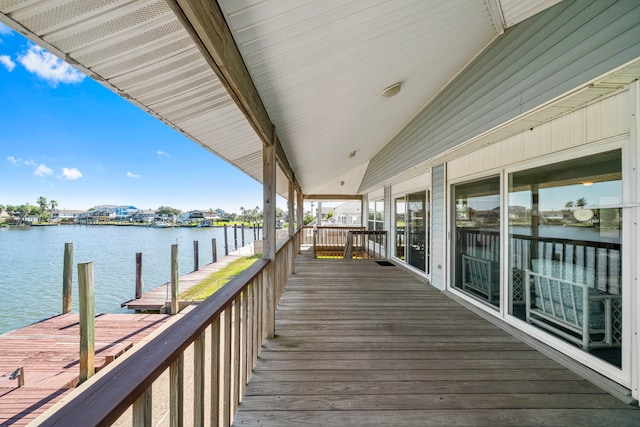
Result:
[360, 0, 640, 192]
[430, 163, 446, 290]
[448, 90, 630, 180]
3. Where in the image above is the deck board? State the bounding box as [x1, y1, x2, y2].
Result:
[234, 249, 640, 426]
[0, 313, 168, 426]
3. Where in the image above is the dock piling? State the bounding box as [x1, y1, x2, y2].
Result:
[78, 261, 95, 384]
[224, 224, 229, 256]
[193, 240, 199, 271]
[170, 244, 179, 315]
[62, 243, 73, 314]
[212, 238, 217, 263]
[135, 252, 142, 299]
[234, 224, 238, 250]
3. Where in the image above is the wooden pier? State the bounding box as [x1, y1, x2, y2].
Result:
[0, 313, 168, 426]
[122, 245, 256, 313]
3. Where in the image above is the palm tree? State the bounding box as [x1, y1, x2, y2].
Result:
[37, 196, 48, 223]
[50, 200, 58, 222]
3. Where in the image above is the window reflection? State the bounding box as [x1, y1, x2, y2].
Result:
[453, 177, 501, 308]
[508, 149, 622, 367]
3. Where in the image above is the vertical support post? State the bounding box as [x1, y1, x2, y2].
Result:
[78, 262, 95, 384]
[263, 126, 277, 338]
[193, 240, 199, 271]
[212, 238, 218, 263]
[288, 180, 295, 237]
[224, 224, 229, 256]
[241, 224, 245, 247]
[170, 244, 179, 315]
[62, 242, 73, 314]
[317, 202, 322, 226]
[234, 224, 238, 251]
[135, 252, 143, 299]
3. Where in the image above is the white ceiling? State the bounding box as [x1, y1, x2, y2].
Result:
[0, 0, 561, 197]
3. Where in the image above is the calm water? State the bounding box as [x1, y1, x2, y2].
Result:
[0, 225, 257, 335]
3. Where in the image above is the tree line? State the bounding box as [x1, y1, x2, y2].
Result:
[0, 196, 57, 225]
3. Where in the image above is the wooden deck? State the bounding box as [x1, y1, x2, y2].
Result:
[234, 249, 640, 426]
[0, 313, 168, 426]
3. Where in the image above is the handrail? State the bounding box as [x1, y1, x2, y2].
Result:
[38, 230, 301, 426]
[39, 258, 269, 426]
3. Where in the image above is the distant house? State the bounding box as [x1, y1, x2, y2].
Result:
[177, 210, 205, 224]
[52, 209, 84, 222]
[131, 209, 156, 223]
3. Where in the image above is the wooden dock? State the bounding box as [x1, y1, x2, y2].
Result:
[234, 249, 640, 426]
[123, 246, 255, 312]
[0, 313, 168, 426]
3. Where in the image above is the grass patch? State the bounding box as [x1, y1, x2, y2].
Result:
[180, 254, 261, 301]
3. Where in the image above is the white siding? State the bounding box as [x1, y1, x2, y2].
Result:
[448, 91, 631, 181]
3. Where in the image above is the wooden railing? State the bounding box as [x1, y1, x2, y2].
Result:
[302, 226, 366, 258]
[344, 230, 388, 259]
[37, 231, 300, 426]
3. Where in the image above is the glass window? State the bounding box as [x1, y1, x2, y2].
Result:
[508, 149, 622, 367]
[453, 177, 501, 308]
[368, 200, 384, 231]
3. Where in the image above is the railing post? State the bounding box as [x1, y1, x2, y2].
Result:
[135, 252, 143, 299]
[78, 262, 95, 384]
[133, 387, 152, 427]
[62, 242, 73, 314]
[170, 354, 183, 427]
[170, 244, 179, 315]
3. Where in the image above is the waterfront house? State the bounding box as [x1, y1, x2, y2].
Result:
[131, 209, 156, 224]
[51, 209, 84, 223]
[3, 0, 640, 425]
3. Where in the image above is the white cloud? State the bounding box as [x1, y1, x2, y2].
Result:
[17, 44, 85, 86]
[23, 159, 37, 167]
[126, 171, 141, 178]
[34, 164, 53, 176]
[0, 55, 15, 71]
[7, 156, 19, 164]
[157, 150, 170, 157]
[61, 167, 83, 180]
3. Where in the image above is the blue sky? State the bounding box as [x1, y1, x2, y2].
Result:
[0, 23, 268, 213]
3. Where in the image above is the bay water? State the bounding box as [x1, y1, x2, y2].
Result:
[0, 225, 256, 335]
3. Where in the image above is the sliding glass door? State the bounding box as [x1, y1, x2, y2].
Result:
[394, 191, 429, 274]
[453, 177, 501, 308]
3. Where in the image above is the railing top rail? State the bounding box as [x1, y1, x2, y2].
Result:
[302, 225, 365, 230]
[40, 257, 270, 426]
[348, 230, 387, 235]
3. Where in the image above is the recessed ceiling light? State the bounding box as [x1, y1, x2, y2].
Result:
[381, 82, 402, 97]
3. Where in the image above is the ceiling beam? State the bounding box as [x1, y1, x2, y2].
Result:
[169, 0, 296, 184]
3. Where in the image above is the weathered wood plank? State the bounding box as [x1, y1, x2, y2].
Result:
[233, 409, 640, 426]
[233, 249, 640, 426]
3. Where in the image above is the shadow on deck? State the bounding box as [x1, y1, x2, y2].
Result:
[234, 248, 639, 426]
